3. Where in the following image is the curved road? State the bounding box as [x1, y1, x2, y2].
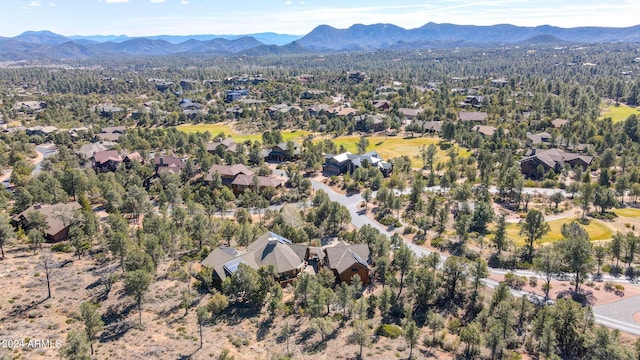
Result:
[310, 179, 640, 335]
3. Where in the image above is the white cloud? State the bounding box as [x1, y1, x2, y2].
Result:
[48, 1, 55, 6]
[180, 0, 188, 4]
[284, 1, 292, 5]
[150, 0, 165, 2]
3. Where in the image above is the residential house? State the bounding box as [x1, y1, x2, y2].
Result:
[331, 106, 358, 117]
[225, 89, 249, 103]
[266, 142, 301, 162]
[410, 120, 443, 134]
[201, 232, 305, 285]
[93, 150, 122, 172]
[355, 114, 386, 132]
[323, 151, 392, 177]
[123, 152, 144, 166]
[398, 108, 424, 121]
[307, 104, 331, 117]
[205, 164, 285, 193]
[26, 126, 58, 136]
[458, 111, 488, 122]
[13, 101, 47, 113]
[94, 126, 126, 142]
[98, 105, 124, 119]
[13, 202, 82, 242]
[458, 95, 485, 108]
[526, 132, 553, 146]
[267, 103, 301, 117]
[551, 118, 569, 128]
[207, 137, 240, 155]
[472, 125, 497, 137]
[324, 241, 371, 285]
[300, 89, 325, 100]
[154, 155, 185, 176]
[76, 142, 115, 161]
[520, 148, 593, 179]
[372, 99, 391, 111]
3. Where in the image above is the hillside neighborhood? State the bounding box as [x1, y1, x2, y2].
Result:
[3, 27, 640, 360]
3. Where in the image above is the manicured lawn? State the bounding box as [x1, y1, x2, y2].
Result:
[175, 123, 310, 143]
[600, 103, 640, 123]
[613, 208, 640, 217]
[504, 218, 613, 246]
[325, 135, 471, 168]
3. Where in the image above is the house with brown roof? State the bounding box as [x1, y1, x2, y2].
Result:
[372, 99, 391, 111]
[93, 150, 122, 172]
[324, 241, 371, 285]
[520, 148, 593, 179]
[205, 164, 285, 193]
[13, 202, 82, 242]
[154, 155, 185, 175]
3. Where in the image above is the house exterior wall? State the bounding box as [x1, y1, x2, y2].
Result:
[337, 263, 370, 285]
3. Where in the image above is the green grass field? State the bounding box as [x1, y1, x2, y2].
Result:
[613, 208, 640, 217]
[600, 103, 640, 123]
[325, 135, 471, 168]
[503, 218, 613, 246]
[175, 123, 310, 143]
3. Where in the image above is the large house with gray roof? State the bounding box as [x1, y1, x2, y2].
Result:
[323, 151, 392, 177]
[201, 232, 305, 285]
[520, 148, 593, 179]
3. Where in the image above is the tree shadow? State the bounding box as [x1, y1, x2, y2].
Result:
[99, 319, 135, 343]
[0, 297, 48, 323]
[225, 302, 261, 326]
[257, 317, 273, 341]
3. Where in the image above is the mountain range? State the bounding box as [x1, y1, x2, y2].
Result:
[2, 23, 640, 61]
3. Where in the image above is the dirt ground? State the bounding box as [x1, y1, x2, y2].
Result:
[0, 244, 456, 360]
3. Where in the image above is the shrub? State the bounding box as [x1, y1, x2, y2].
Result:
[447, 318, 461, 335]
[601, 264, 612, 274]
[51, 243, 73, 253]
[504, 272, 526, 290]
[376, 324, 402, 339]
[528, 277, 538, 288]
[604, 281, 615, 292]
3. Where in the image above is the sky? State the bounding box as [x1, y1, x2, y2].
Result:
[3, 0, 640, 37]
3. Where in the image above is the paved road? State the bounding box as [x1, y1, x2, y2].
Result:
[310, 178, 640, 335]
[2, 144, 57, 189]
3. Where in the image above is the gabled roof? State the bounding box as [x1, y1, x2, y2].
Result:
[76, 142, 113, 159]
[206, 164, 253, 180]
[94, 150, 122, 164]
[325, 244, 370, 274]
[13, 202, 82, 238]
[101, 126, 126, 134]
